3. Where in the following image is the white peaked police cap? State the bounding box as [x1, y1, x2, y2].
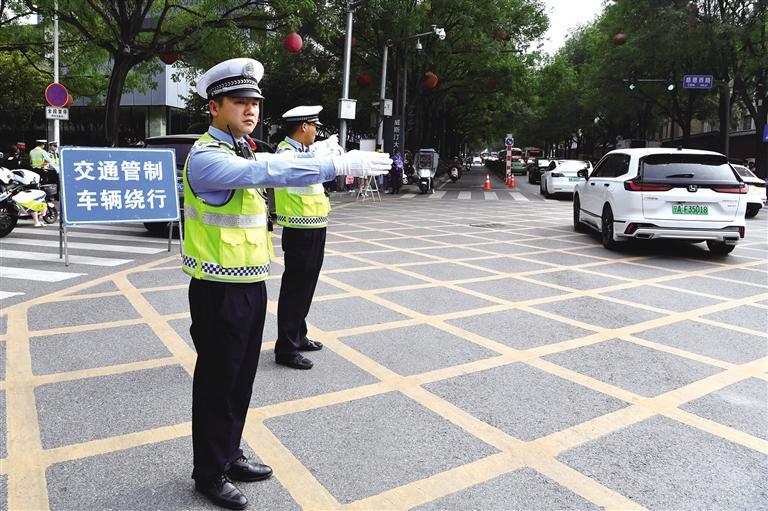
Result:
[282, 105, 323, 125]
[196, 58, 265, 99]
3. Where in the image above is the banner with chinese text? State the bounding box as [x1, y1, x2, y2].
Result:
[59, 147, 180, 225]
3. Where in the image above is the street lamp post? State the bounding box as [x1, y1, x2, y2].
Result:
[376, 25, 446, 151]
[339, 0, 366, 151]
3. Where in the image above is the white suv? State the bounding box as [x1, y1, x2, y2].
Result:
[573, 148, 747, 255]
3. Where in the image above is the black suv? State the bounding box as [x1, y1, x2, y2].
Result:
[142, 134, 274, 233]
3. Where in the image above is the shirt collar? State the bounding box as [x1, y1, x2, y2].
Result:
[283, 136, 307, 152]
[208, 125, 250, 148]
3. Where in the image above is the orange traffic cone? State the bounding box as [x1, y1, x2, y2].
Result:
[484, 173, 492, 190]
[508, 174, 516, 189]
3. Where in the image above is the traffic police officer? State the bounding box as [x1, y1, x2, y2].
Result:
[184, 58, 390, 509]
[273, 105, 334, 370]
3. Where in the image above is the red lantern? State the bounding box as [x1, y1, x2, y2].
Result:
[356, 72, 372, 87]
[423, 71, 438, 89]
[612, 33, 627, 45]
[66, 93, 74, 106]
[158, 52, 180, 65]
[284, 32, 303, 53]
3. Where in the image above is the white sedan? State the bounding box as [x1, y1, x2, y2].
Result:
[732, 164, 766, 217]
[573, 148, 747, 255]
[540, 160, 592, 197]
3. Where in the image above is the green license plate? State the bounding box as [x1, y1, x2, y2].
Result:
[569, 177, 581, 181]
[672, 204, 709, 215]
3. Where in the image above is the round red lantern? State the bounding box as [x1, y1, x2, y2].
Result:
[612, 33, 627, 45]
[423, 71, 438, 89]
[356, 72, 372, 87]
[66, 93, 74, 106]
[158, 52, 180, 65]
[284, 32, 303, 53]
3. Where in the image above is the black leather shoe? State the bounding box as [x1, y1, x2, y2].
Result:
[275, 353, 313, 369]
[195, 475, 248, 510]
[298, 339, 323, 352]
[227, 456, 273, 482]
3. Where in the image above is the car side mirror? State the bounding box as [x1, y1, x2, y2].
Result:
[577, 169, 588, 179]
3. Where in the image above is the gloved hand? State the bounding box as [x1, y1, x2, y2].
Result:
[309, 134, 344, 157]
[331, 150, 392, 176]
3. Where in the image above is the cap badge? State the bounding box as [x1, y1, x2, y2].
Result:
[242, 62, 256, 78]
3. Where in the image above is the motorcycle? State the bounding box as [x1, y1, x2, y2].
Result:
[449, 166, 460, 182]
[0, 167, 58, 238]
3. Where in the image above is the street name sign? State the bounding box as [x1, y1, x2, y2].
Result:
[682, 75, 714, 89]
[45, 106, 69, 120]
[59, 147, 179, 225]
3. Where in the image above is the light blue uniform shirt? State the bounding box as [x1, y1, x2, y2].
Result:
[187, 126, 336, 205]
[277, 136, 308, 154]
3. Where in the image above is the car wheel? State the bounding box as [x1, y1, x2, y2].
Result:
[601, 205, 619, 250]
[539, 180, 546, 196]
[706, 240, 735, 255]
[745, 205, 760, 218]
[573, 196, 587, 232]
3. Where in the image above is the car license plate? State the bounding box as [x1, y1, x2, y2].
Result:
[672, 204, 708, 215]
[568, 177, 580, 181]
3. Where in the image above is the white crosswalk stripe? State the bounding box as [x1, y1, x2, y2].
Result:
[509, 192, 529, 201]
[400, 193, 417, 199]
[484, 192, 499, 200]
[0, 223, 174, 302]
[1, 266, 86, 282]
[457, 191, 472, 200]
[1, 237, 166, 254]
[0, 248, 132, 267]
[428, 191, 447, 199]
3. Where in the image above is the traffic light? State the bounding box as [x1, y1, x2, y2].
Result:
[628, 69, 637, 91]
[666, 71, 676, 92]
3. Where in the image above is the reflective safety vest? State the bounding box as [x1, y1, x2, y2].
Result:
[274, 140, 331, 228]
[29, 147, 48, 169]
[182, 132, 273, 283]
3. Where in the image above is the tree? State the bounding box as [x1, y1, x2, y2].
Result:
[23, 0, 314, 146]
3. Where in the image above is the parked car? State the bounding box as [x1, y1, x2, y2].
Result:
[142, 134, 275, 233]
[539, 160, 592, 196]
[573, 148, 747, 255]
[528, 158, 550, 184]
[731, 164, 766, 218]
[472, 156, 483, 165]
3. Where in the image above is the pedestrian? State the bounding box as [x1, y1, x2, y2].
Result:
[390, 148, 403, 194]
[273, 105, 338, 370]
[48, 141, 59, 169]
[2, 144, 22, 169]
[183, 58, 390, 510]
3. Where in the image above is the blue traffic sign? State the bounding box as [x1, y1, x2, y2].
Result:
[505, 136, 514, 146]
[763, 124, 768, 143]
[59, 147, 179, 225]
[45, 82, 69, 108]
[682, 75, 714, 89]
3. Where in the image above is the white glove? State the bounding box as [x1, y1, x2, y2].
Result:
[331, 150, 392, 176]
[309, 134, 343, 157]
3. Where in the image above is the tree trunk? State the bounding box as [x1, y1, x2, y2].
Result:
[104, 55, 135, 147]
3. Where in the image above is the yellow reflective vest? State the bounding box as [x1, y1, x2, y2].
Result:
[182, 133, 273, 283]
[274, 139, 331, 228]
[30, 146, 48, 169]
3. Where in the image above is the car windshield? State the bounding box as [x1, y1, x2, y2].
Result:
[641, 154, 738, 184]
[733, 166, 757, 179]
[144, 141, 195, 171]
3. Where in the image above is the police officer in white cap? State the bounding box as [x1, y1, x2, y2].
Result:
[185, 58, 390, 509]
[272, 105, 337, 370]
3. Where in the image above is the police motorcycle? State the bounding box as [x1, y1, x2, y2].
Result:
[0, 164, 58, 238]
[415, 148, 439, 194]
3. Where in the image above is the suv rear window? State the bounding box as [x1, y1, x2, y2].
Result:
[640, 154, 738, 184]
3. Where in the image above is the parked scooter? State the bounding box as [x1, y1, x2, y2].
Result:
[449, 165, 460, 183]
[0, 166, 58, 238]
[414, 148, 439, 194]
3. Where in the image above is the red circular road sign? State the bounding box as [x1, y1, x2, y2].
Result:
[45, 82, 69, 108]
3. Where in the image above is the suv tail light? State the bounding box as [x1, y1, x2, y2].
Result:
[624, 179, 672, 192]
[712, 184, 747, 194]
